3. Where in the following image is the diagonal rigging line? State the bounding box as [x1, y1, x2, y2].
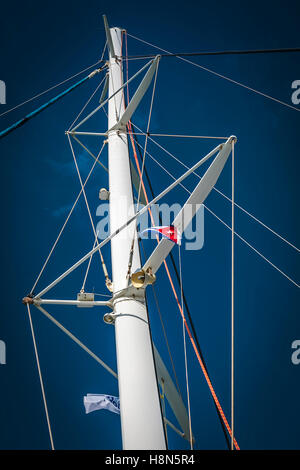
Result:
[127, 33, 300, 113]
[136, 132, 299, 288]
[33, 305, 181, 438]
[130, 125, 231, 449]
[132, 123, 299, 253]
[70, 58, 154, 132]
[127, 54, 160, 278]
[35, 304, 117, 378]
[71, 134, 108, 172]
[81, 235, 98, 293]
[32, 142, 237, 299]
[0, 59, 105, 119]
[130, 129, 239, 447]
[139, 237, 183, 399]
[68, 74, 107, 131]
[204, 205, 300, 288]
[26, 305, 55, 450]
[67, 135, 110, 285]
[30, 142, 106, 294]
[68, 41, 108, 131]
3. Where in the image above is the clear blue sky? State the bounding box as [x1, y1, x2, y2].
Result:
[0, 0, 299, 450]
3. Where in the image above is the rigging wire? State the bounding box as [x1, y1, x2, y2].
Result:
[120, 47, 300, 60]
[231, 141, 235, 450]
[123, 43, 231, 445]
[178, 245, 193, 450]
[67, 135, 111, 287]
[127, 33, 300, 113]
[139, 237, 183, 398]
[135, 132, 299, 288]
[81, 235, 98, 293]
[26, 304, 55, 450]
[132, 123, 300, 256]
[67, 74, 107, 131]
[147, 134, 300, 252]
[129, 130, 240, 447]
[126, 53, 160, 279]
[35, 304, 117, 378]
[30, 142, 106, 294]
[0, 59, 105, 119]
[131, 124, 231, 449]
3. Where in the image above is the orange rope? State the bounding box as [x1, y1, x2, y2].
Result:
[124, 31, 239, 450]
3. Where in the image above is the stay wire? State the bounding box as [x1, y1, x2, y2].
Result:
[127, 33, 300, 113]
[130, 123, 231, 449]
[178, 245, 193, 450]
[26, 305, 54, 450]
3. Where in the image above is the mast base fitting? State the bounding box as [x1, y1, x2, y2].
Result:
[103, 312, 117, 324]
[131, 268, 156, 289]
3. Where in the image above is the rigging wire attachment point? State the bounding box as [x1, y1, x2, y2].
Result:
[22, 293, 35, 305]
[131, 268, 156, 289]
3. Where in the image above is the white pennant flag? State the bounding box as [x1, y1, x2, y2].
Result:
[83, 394, 120, 415]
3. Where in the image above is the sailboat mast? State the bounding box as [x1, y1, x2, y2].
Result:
[107, 26, 166, 450]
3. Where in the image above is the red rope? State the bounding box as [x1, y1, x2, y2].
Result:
[124, 31, 240, 450]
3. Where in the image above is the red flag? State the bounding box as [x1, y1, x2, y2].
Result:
[140, 225, 181, 245]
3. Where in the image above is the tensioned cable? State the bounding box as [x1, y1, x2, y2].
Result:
[67, 135, 110, 285]
[35, 304, 117, 378]
[26, 305, 54, 450]
[0, 59, 105, 119]
[127, 33, 300, 113]
[30, 142, 105, 294]
[68, 74, 107, 131]
[130, 126, 235, 448]
[231, 141, 235, 450]
[136, 58, 160, 207]
[70, 135, 108, 172]
[204, 204, 300, 288]
[81, 235, 98, 292]
[130, 124, 231, 449]
[120, 47, 300, 60]
[126, 50, 160, 279]
[132, 124, 300, 253]
[124, 47, 183, 400]
[178, 245, 193, 450]
[140, 139, 299, 288]
[139, 237, 182, 398]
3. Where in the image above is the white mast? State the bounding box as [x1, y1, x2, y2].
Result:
[106, 25, 166, 450]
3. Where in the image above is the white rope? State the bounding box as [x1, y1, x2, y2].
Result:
[30, 142, 105, 294]
[132, 123, 300, 253]
[178, 245, 193, 450]
[127, 33, 300, 113]
[35, 304, 117, 378]
[133, 132, 299, 288]
[231, 141, 235, 450]
[26, 305, 54, 450]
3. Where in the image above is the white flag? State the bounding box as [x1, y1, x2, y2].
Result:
[83, 394, 120, 415]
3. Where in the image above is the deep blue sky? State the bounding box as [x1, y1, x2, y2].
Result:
[0, 0, 299, 450]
